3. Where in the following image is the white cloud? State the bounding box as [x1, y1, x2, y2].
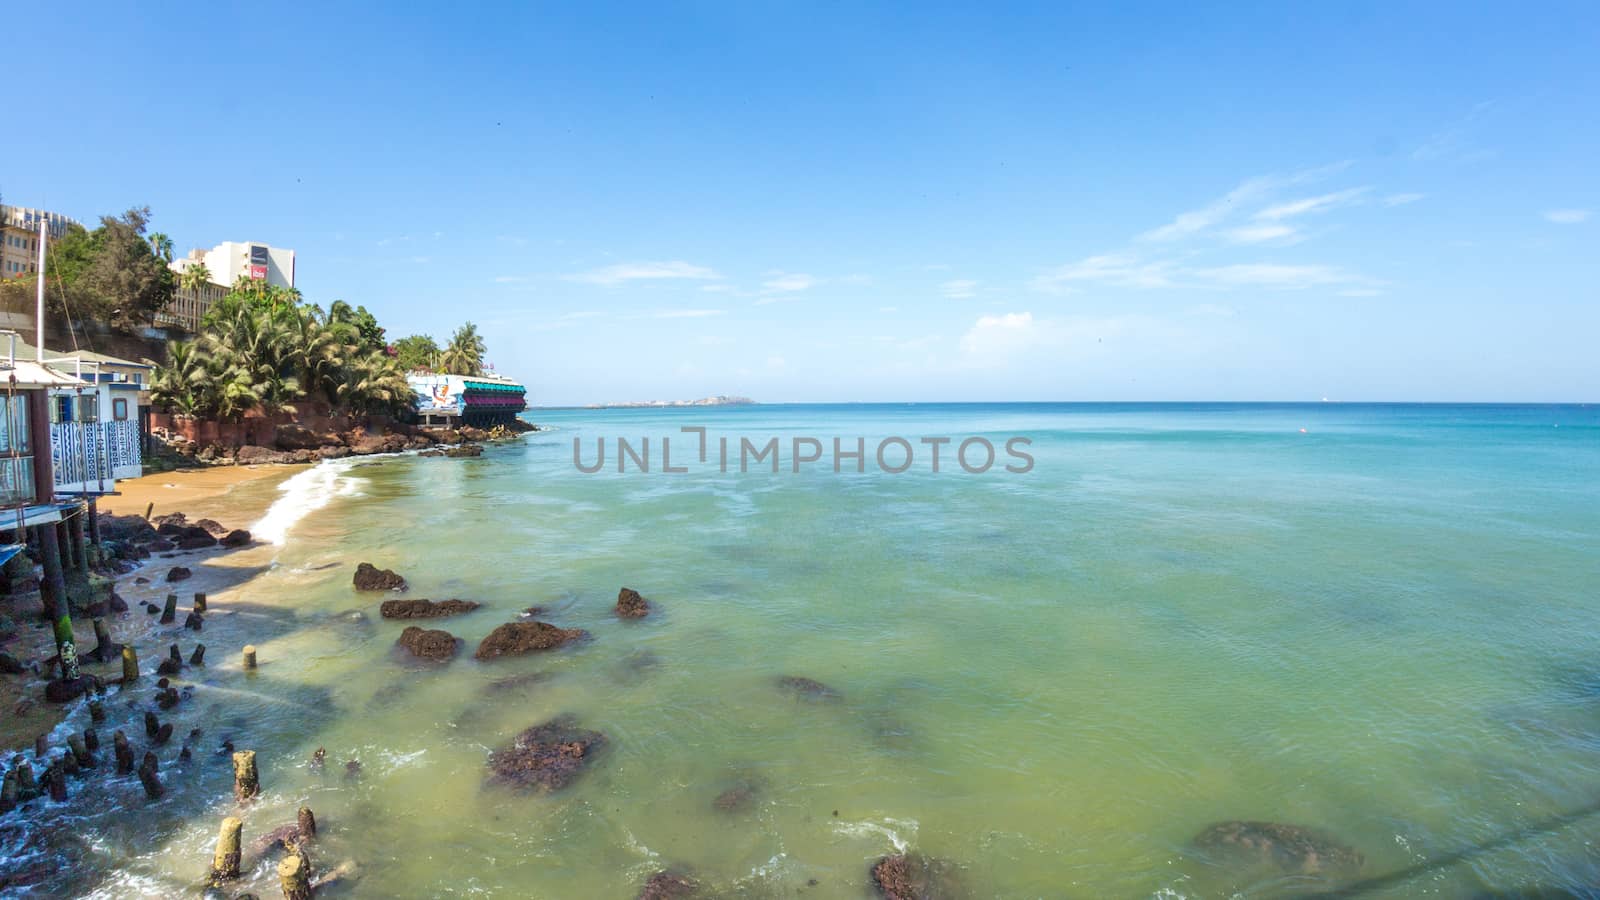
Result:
[1382, 193, 1424, 207]
[493, 275, 528, 284]
[1543, 209, 1591, 225]
[1255, 187, 1370, 221]
[1224, 223, 1300, 245]
[1139, 162, 1350, 242]
[1031, 254, 1174, 292]
[959, 312, 1041, 356]
[566, 261, 721, 286]
[941, 279, 979, 299]
[1194, 263, 1365, 290]
[761, 272, 817, 293]
[653, 309, 726, 318]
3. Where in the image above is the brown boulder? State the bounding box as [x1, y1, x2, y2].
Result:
[220, 529, 252, 547]
[474, 621, 588, 660]
[177, 533, 217, 550]
[194, 518, 229, 536]
[870, 854, 961, 900]
[98, 514, 157, 544]
[396, 626, 458, 661]
[615, 587, 651, 618]
[443, 444, 483, 458]
[379, 598, 481, 619]
[237, 445, 294, 465]
[486, 715, 606, 792]
[167, 566, 193, 582]
[638, 871, 700, 899]
[353, 562, 407, 592]
[317, 445, 351, 460]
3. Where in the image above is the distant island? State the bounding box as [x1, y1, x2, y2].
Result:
[586, 395, 755, 409]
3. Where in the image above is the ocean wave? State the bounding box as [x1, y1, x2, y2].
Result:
[251, 459, 368, 545]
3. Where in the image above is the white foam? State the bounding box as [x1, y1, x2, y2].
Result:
[252, 459, 367, 545]
[831, 816, 918, 853]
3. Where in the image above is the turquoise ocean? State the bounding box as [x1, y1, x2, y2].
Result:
[8, 402, 1600, 898]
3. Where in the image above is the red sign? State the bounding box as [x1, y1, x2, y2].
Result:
[248, 264, 268, 280]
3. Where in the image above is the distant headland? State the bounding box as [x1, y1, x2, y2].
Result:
[585, 395, 755, 409]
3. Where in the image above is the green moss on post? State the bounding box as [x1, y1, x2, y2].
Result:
[277, 847, 312, 900]
[211, 816, 243, 883]
[232, 750, 260, 802]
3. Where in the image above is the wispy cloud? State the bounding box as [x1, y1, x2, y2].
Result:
[1031, 254, 1175, 292]
[941, 279, 979, 299]
[761, 271, 817, 293]
[1139, 162, 1350, 242]
[1255, 187, 1370, 221]
[1382, 193, 1424, 207]
[1223, 223, 1301, 245]
[653, 308, 726, 318]
[1543, 209, 1591, 225]
[1413, 101, 1496, 163]
[1193, 263, 1367, 290]
[493, 275, 528, 284]
[566, 261, 721, 286]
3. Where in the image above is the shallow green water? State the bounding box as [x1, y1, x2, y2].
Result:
[8, 403, 1600, 898]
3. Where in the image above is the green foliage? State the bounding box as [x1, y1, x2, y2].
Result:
[152, 298, 415, 423]
[328, 300, 386, 353]
[44, 207, 175, 328]
[391, 334, 440, 372]
[441, 322, 486, 376]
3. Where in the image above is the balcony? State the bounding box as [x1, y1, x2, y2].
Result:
[50, 419, 142, 495]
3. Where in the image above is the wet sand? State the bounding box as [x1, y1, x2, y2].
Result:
[0, 464, 301, 749]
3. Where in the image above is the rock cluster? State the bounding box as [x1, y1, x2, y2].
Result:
[486, 715, 607, 792]
[396, 626, 458, 661]
[473, 622, 588, 660]
[378, 598, 480, 619]
[1191, 820, 1365, 876]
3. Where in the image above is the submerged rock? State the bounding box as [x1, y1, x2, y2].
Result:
[711, 780, 761, 813]
[167, 566, 192, 583]
[474, 622, 588, 660]
[396, 626, 459, 661]
[486, 715, 607, 792]
[352, 562, 407, 592]
[638, 870, 700, 898]
[776, 675, 840, 700]
[1192, 820, 1365, 876]
[379, 598, 481, 619]
[870, 853, 962, 899]
[615, 587, 651, 618]
[484, 671, 555, 695]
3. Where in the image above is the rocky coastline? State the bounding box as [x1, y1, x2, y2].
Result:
[153, 419, 537, 468]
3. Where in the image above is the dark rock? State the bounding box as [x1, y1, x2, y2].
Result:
[712, 781, 760, 813]
[0, 651, 23, 674]
[146, 538, 176, 552]
[309, 747, 325, 771]
[249, 823, 306, 856]
[110, 591, 130, 611]
[379, 598, 480, 619]
[236, 445, 294, 465]
[317, 445, 351, 460]
[1192, 821, 1365, 876]
[220, 529, 251, 548]
[396, 626, 458, 661]
[167, 566, 193, 583]
[353, 562, 407, 592]
[638, 870, 700, 899]
[275, 424, 339, 452]
[344, 760, 361, 779]
[98, 514, 158, 544]
[443, 444, 483, 458]
[194, 519, 229, 536]
[615, 587, 651, 618]
[177, 533, 218, 550]
[486, 715, 607, 792]
[870, 854, 961, 900]
[43, 676, 92, 703]
[474, 621, 588, 660]
[776, 675, 840, 700]
[417, 450, 444, 458]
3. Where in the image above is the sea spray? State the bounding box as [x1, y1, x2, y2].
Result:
[252, 459, 368, 545]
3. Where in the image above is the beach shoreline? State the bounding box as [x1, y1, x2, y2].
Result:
[0, 465, 301, 750]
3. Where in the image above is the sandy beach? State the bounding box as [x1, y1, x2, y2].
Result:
[0, 464, 301, 749]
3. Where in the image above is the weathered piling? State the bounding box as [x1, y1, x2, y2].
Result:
[154, 723, 174, 746]
[243, 645, 258, 670]
[232, 750, 260, 802]
[137, 752, 164, 799]
[160, 593, 178, 625]
[144, 501, 154, 520]
[144, 711, 160, 739]
[89, 698, 106, 723]
[0, 768, 17, 813]
[67, 735, 95, 769]
[211, 816, 243, 883]
[90, 618, 118, 663]
[121, 646, 140, 684]
[47, 763, 67, 801]
[297, 806, 317, 841]
[190, 644, 206, 666]
[184, 611, 203, 631]
[278, 847, 313, 900]
[157, 643, 184, 676]
[60, 750, 80, 778]
[34, 735, 48, 759]
[14, 759, 37, 799]
[193, 592, 207, 612]
[114, 731, 134, 775]
[84, 728, 99, 753]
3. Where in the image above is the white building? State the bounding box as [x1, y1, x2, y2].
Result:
[173, 241, 296, 290]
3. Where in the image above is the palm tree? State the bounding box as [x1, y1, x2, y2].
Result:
[151, 340, 214, 418]
[179, 261, 212, 295]
[148, 232, 174, 263]
[441, 322, 486, 375]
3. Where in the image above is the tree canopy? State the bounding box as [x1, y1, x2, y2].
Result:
[44, 206, 176, 329]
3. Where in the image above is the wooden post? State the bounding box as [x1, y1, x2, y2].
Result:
[47, 762, 67, 801]
[297, 806, 317, 841]
[14, 760, 36, 799]
[184, 611, 203, 631]
[232, 750, 260, 802]
[34, 735, 47, 759]
[243, 645, 258, 670]
[90, 618, 117, 662]
[277, 847, 312, 900]
[0, 768, 16, 813]
[137, 752, 164, 799]
[210, 816, 243, 883]
[68, 508, 89, 572]
[143, 501, 153, 520]
[66, 734, 94, 769]
[89, 698, 105, 722]
[189, 644, 206, 666]
[84, 728, 99, 752]
[36, 523, 80, 685]
[56, 522, 74, 573]
[121, 645, 139, 685]
[113, 730, 134, 775]
[88, 498, 102, 550]
[160, 593, 177, 625]
[193, 592, 207, 612]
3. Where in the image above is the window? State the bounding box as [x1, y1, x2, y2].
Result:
[112, 398, 128, 421]
[80, 395, 98, 423]
[52, 395, 71, 424]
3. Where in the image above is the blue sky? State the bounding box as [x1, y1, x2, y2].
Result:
[10, 3, 1598, 404]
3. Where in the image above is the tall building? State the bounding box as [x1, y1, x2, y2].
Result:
[0, 205, 79, 280]
[172, 241, 296, 290]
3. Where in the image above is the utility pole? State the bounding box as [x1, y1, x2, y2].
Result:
[35, 216, 47, 361]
